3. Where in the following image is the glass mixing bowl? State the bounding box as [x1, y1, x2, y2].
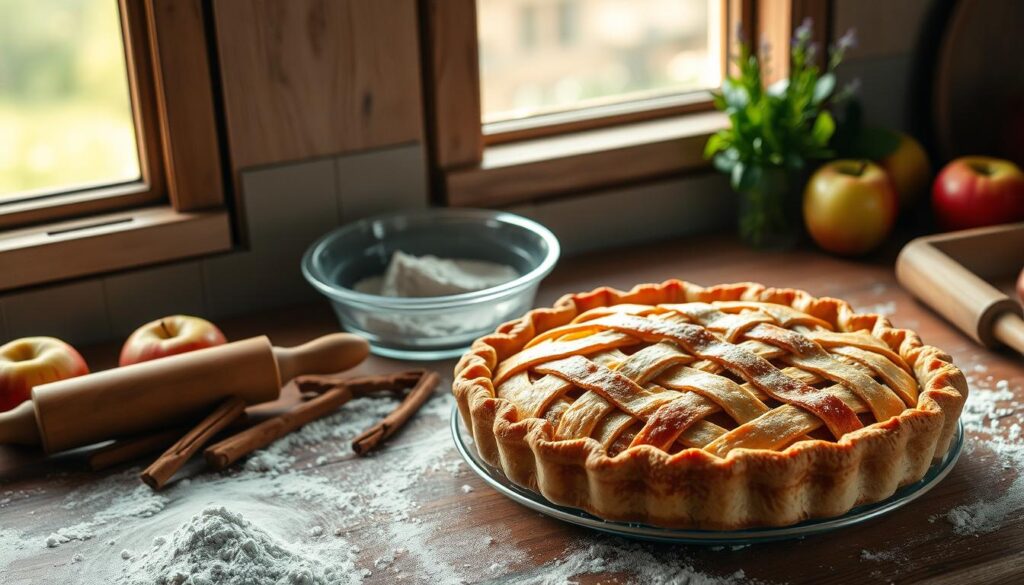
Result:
[302, 208, 560, 360]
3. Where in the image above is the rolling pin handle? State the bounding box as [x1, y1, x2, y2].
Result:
[272, 333, 370, 383]
[994, 313, 1024, 356]
[0, 401, 41, 446]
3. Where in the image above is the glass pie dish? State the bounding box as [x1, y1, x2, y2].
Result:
[452, 405, 964, 544]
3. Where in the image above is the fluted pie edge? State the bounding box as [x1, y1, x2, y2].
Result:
[452, 281, 967, 529]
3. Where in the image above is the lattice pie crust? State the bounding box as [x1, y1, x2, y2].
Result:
[453, 281, 967, 529]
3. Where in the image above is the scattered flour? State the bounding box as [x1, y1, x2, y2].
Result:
[854, 300, 897, 317]
[860, 548, 902, 562]
[0, 527, 27, 573]
[45, 480, 169, 548]
[942, 370, 1024, 535]
[0, 390, 521, 583]
[518, 541, 756, 585]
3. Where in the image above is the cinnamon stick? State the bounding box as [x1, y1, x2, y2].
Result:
[351, 371, 439, 455]
[141, 397, 247, 490]
[87, 427, 186, 472]
[204, 386, 354, 470]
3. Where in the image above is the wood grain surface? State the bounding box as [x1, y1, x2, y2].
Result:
[422, 0, 484, 171]
[213, 0, 424, 170]
[2, 234, 1022, 584]
[144, 0, 225, 212]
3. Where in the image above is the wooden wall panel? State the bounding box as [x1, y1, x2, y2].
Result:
[756, 0, 832, 84]
[423, 0, 484, 170]
[213, 0, 424, 170]
[145, 0, 224, 210]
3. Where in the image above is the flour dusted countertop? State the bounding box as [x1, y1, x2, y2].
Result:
[2, 234, 1023, 585]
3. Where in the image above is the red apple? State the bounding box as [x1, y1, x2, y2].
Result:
[119, 315, 227, 367]
[878, 133, 931, 210]
[804, 160, 898, 256]
[0, 337, 89, 412]
[932, 156, 1024, 231]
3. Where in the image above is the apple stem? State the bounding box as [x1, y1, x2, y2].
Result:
[968, 161, 993, 176]
[856, 160, 868, 176]
[160, 320, 172, 338]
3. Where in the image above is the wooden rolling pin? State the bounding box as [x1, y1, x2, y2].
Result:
[0, 333, 369, 453]
[896, 237, 1024, 355]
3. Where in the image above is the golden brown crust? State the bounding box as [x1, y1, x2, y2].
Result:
[453, 281, 967, 529]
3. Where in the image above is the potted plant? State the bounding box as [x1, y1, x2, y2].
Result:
[705, 20, 857, 248]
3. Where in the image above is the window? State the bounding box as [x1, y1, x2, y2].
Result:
[0, 0, 231, 292]
[557, 1, 580, 47]
[519, 4, 539, 50]
[478, 0, 723, 132]
[0, 0, 168, 229]
[423, 0, 827, 207]
[0, 0, 140, 201]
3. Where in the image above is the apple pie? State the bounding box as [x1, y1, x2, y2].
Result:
[453, 281, 967, 529]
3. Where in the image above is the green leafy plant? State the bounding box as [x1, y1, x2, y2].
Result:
[705, 21, 857, 192]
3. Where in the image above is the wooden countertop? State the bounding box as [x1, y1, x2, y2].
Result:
[2, 234, 1022, 584]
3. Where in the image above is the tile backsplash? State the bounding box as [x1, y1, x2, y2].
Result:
[200, 157, 341, 318]
[104, 262, 207, 338]
[2, 279, 111, 346]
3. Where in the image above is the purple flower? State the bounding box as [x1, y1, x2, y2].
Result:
[834, 78, 862, 101]
[806, 42, 819, 62]
[734, 22, 746, 44]
[837, 29, 858, 51]
[794, 17, 813, 43]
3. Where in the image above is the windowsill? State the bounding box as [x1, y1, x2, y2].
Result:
[0, 206, 232, 292]
[445, 110, 728, 207]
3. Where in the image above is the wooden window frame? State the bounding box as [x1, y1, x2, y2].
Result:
[422, 0, 831, 207]
[0, 0, 232, 292]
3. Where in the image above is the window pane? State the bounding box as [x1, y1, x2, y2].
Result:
[0, 0, 141, 200]
[478, 0, 723, 124]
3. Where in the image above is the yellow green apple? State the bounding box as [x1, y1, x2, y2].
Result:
[803, 160, 898, 256]
[878, 133, 930, 210]
[0, 337, 89, 412]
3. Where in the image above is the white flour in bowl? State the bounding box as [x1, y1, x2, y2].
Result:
[351, 251, 521, 339]
[354, 251, 518, 298]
